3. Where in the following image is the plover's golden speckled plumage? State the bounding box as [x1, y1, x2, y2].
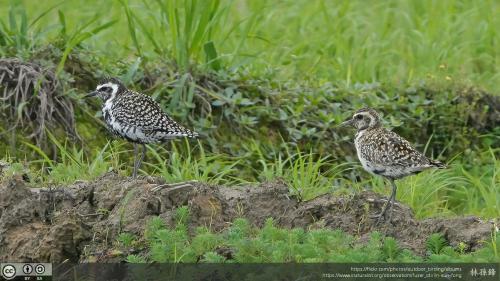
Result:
[341, 108, 446, 223]
[85, 77, 198, 179]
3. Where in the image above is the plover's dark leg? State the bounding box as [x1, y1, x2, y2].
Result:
[372, 178, 397, 223]
[386, 179, 397, 222]
[136, 144, 147, 178]
[132, 143, 139, 178]
[132, 143, 146, 178]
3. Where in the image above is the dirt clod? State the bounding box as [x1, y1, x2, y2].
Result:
[0, 173, 496, 262]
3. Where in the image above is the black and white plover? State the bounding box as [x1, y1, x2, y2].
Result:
[86, 77, 198, 179]
[341, 108, 446, 223]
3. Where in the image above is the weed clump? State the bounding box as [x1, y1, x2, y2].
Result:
[0, 58, 77, 148]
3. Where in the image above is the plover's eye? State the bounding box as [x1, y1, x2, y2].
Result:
[100, 87, 110, 93]
[356, 115, 363, 120]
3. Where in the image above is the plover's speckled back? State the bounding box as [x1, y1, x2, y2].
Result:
[86, 77, 198, 178]
[341, 108, 446, 223]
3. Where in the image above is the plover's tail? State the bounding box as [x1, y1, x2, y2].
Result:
[163, 122, 199, 139]
[185, 129, 199, 138]
[430, 159, 447, 169]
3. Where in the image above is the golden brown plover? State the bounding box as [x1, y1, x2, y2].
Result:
[341, 108, 446, 223]
[86, 77, 198, 179]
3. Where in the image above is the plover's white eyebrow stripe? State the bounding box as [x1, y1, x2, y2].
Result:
[97, 82, 118, 94]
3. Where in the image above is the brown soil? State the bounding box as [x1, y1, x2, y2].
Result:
[0, 172, 495, 263]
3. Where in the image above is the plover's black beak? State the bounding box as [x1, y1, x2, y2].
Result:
[84, 91, 98, 98]
[339, 118, 354, 127]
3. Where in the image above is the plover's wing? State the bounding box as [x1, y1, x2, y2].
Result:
[114, 93, 198, 138]
[382, 130, 433, 168]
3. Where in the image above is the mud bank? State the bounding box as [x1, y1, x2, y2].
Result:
[0, 172, 495, 262]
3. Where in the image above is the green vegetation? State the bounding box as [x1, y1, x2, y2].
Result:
[7, 0, 500, 90]
[115, 207, 500, 263]
[0, 0, 498, 262]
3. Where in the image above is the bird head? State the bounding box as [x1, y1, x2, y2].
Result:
[85, 77, 126, 101]
[340, 107, 382, 131]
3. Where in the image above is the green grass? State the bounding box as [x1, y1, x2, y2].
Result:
[22, 132, 124, 184]
[4, 0, 499, 91]
[114, 208, 500, 263]
[254, 145, 352, 200]
[144, 139, 243, 185]
[448, 148, 500, 218]
[5, 135, 499, 222]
